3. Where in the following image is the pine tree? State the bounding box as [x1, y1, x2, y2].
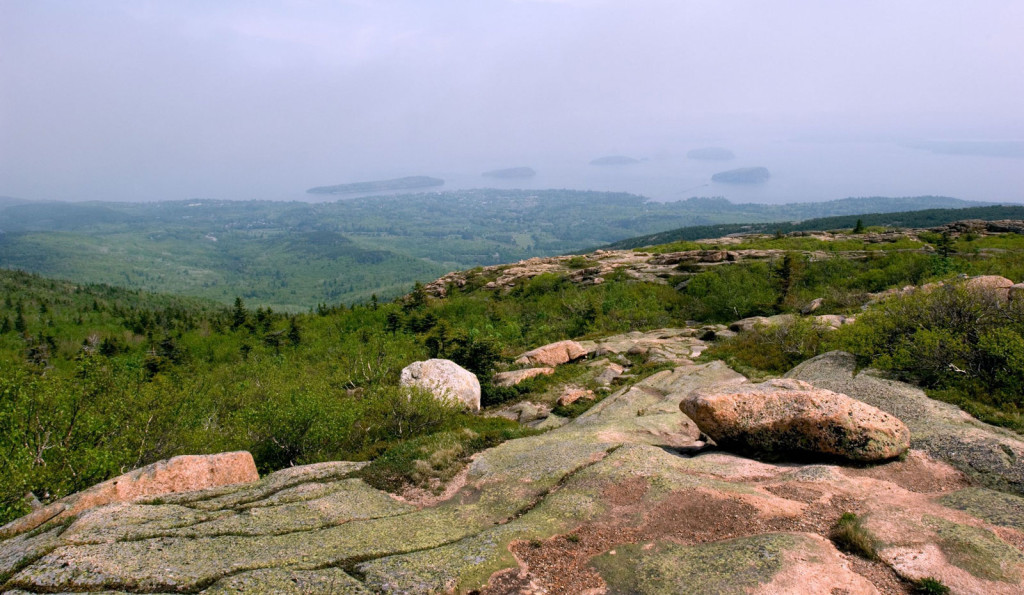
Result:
[287, 318, 301, 345]
[231, 297, 248, 330]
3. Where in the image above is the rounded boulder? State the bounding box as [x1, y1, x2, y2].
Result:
[679, 379, 910, 462]
[400, 359, 481, 412]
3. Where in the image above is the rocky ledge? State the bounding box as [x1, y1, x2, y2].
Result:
[2, 343, 1023, 593]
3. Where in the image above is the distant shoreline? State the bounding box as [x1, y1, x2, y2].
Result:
[307, 176, 445, 195]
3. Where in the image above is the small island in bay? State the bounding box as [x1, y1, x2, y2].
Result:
[589, 155, 640, 166]
[482, 166, 536, 179]
[686, 147, 736, 160]
[307, 176, 445, 195]
[711, 166, 771, 184]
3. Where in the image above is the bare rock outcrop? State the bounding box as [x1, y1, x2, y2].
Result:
[578, 328, 708, 363]
[514, 340, 589, 367]
[557, 386, 596, 407]
[492, 367, 554, 387]
[0, 452, 258, 538]
[680, 379, 910, 462]
[400, 359, 481, 411]
[489, 401, 552, 424]
[6, 355, 1024, 594]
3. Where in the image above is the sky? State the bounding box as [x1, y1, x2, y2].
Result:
[1, 0, 1023, 203]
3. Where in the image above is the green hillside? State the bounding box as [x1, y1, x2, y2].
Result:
[3, 224, 1024, 524]
[602, 204, 1024, 249]
[0, 192, 990, 309]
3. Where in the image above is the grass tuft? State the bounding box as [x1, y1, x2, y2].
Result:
[913, 577, 950, 594]
[830, 512, 878, 560]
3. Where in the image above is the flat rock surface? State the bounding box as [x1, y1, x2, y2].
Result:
[578, 328, 708, 363]
[514, 340, 589, 367]
[4, 353, 1024, 593]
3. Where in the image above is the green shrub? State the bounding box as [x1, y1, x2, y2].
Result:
[685, 262, 780, 322]
[830, 512, 877, 560]
[701, 319, 828, 376]
[565, 256, 593, 269]
[830, 283, 1024, 432]
[913, 577, 950, 594]
[357, 416, 534, 493]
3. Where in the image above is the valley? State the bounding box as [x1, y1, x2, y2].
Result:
[0, 191, 1005, 310]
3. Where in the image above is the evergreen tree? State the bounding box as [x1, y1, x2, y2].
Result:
[287, 318, 302, 345]
[231, 297, 248, 330]
[936, 231, 955, 258]
[384, 312, 402, 335]
[14, 303, 27, 333]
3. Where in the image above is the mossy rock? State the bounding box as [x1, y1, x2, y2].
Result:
[938, 487, 1024, 531]
[592, 533, 793, 594]
[201, 568, 370, 593]
[925, 515, 1024, 583]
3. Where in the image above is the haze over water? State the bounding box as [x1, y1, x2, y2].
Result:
[2, 1, 1022, 205]
[300, 139, 1024, 205]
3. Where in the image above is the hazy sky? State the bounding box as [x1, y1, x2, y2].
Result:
[2, 0, 1022, 202]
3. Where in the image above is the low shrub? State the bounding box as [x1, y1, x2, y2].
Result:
[700, 319, 828, 377]
[357, 415, 535, 494]
[913, 577, 950, 594]
[830, 512, 878, 560]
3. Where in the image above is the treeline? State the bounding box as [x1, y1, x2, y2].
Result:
[602, 205, 1024, 250]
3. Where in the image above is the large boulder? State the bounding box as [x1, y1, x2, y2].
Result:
[680, 379, 910, 462]
[0, 452, 258, 538]
[966, 275, 1014, 301]
[400, 359, 481, 411]
[514, 340, 589, 367]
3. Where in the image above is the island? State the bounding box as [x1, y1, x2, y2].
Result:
[711, 167, 771, 184]
[686, 147, 736, 160]
[589, 155, 640, 166]
[307, 176, 445, 195]
[482, 166, 536, 179]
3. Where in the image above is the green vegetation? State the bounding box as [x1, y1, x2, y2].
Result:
[357, 419, 537, 494]
[4, 217, 1024, 534]
[702, 319, 826, 378]
[913, 577, 950, 594]
[0, 192, 992, 309]
[924, 515, 1024, 582]
[693, 234, 1024, 432]
[830, 285, 1024, 432]
[829, 512, 877, 560]
[0, 262, 700, 525]
[605, 203, 1022, 250]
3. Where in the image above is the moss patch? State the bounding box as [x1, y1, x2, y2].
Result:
[590, 533, 797, 594]
[202, 567, 370, 594]
[938, 487, 1024, 531]
[924, 515, 1024, 582]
